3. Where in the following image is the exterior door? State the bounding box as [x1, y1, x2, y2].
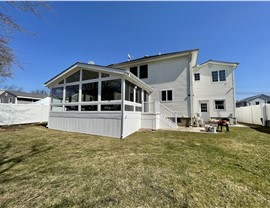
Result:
[200, 101, 210, 122]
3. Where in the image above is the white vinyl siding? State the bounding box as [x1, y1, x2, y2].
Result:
[127, 56, 191, 117]
[193, 63, 235, 118]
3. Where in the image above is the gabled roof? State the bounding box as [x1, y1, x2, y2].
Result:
[237, 94, 270, 103]
[108, 49, 199, 67]
[1, 90, 47, 99]
[197, 59, 239, 68]
[44, 62, 153, 92]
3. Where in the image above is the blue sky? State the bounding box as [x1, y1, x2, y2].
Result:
[2, 1, 270, 100]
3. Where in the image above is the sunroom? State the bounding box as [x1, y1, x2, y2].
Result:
[44, 62, 152, 138]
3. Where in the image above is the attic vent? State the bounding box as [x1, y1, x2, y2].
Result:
[88, 61, 95, 65]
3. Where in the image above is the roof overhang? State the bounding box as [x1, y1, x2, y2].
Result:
[196, 60, 239, 69]
[44, 62, 153, 93]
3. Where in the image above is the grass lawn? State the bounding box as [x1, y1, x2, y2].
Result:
[0, 125, 270, 208]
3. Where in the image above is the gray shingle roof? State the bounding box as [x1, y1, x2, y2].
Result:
[3, 90, 48, 99]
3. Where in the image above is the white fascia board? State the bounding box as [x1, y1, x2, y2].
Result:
[45, 63, 126, 88]
[17, 96, 41, 100]
[124, 72, 153, 93]
[44, 62, 152, 92]
[196, 61, 238, 69]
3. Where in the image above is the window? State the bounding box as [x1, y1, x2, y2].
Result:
[161, 90, 173, 102]
[201, 103, 207, 112]
[139, 65, 148, 79]
[267, 101, 270, 104]
[125, 81, 134, 102]
[82, 82, 98, 102]
[130, 67, 138, 77]
[101, 73, 110, 78]
[125, 105, 134, 111]
[101, 79, 121, 101]
[51, 87, 63, 104]
[65, 85, 79, 103]
[215, 100, 225, 110]
[256, 101, 260, 105]
[144, 90, 149, 102]
[81, 105, 97, 111]
[82, 70, 99, 81]
[135, 106, 142, 112]
[101, 104, 121, 111]
[8, 97, 13, 103]
[212, 70, 226, 82]
[66, 71, 80, 83]
[194, 73, 200, 81]
[219, 70, 226, 81]
[136, 87, 142, 103]
[212, 71, 218, 82]
[64, 106, 78, 111]
[51, 106, 62, 112]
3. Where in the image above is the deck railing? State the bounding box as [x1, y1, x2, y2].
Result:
[143, 101, 177, 123]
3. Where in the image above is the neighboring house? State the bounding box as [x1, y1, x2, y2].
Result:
[0, 90, 47, 104]
[44, 49, 239, 138]
[236, 94, 270, 107]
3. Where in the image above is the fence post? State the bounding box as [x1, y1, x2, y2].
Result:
[261, 103, 266, 127]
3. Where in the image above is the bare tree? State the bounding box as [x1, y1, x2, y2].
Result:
[1, 84, 23, 92]
[31, 89, 49, 95]
[0, 1, 50, 78]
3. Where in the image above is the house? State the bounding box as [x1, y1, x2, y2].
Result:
[0, 90, 48, 104]
[236, 94, 270, 108]
[44, 49, 239, 138]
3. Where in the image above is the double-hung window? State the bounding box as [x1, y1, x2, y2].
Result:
[212, 70, 226, 82]
[161, 90, 173, 102]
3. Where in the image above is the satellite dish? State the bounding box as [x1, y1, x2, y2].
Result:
[128, 54, 133, 61]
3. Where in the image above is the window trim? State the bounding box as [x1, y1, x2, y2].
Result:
[212, 70, 226, 83]
[160, 89, 173, 102]
[194, 73, 200, 81]
[214, 100, 226, 111]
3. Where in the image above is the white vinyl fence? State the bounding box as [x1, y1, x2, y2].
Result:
[236, 104, 270, 127]
[0, 104, 50, 126]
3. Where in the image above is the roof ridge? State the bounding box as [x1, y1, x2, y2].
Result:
[108, 48, 199, 66]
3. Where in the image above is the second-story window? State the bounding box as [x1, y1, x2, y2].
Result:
[130, 67, 138, 77]
[219, 70, 226, 81]
[212, 70, 226, 82]
[139, 65, 148, 79]
[130, 65, 148, 79]
[212, 71, 218, 82]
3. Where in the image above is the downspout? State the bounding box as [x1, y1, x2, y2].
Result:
[232, 66, 236, 120]
[188, 53, 194, 126]
[120, 75, 126, 139]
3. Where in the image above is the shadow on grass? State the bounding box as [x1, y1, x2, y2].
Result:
[238, 123, 270, 135]
[0, 142, 52, 176]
